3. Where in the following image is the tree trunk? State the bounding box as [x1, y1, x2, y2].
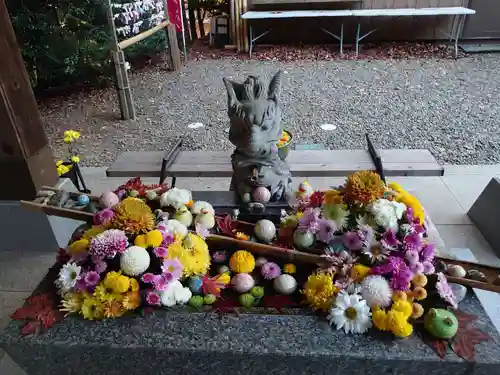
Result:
[196, 7, 205, 37]
[188, 5, 197, 39]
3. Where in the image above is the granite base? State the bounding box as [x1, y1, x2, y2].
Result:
[1, 289, 500, 375]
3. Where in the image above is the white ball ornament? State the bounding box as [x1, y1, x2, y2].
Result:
[255, 219, 276, 243]
[252, 187, 271, 203]
[231, 273, 255, 293]
[120, 246, 150, 276]
[273, 274, 297, 295]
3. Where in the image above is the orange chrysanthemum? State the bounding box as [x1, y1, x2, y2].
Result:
[344, 171, 386, 205]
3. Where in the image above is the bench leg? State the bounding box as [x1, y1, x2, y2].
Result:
[321, 23, 344, 55]
[249, 26, 272, 59]
[453, 14, 466, 59]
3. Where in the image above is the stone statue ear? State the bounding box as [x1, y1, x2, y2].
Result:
[223, 78, 241, 107]
[268, 70, 283, 102]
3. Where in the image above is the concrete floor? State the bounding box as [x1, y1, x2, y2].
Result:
[2, 165, 500, 373]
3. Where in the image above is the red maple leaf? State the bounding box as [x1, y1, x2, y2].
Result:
[215, 215, 237, 237]
[262, 295, 297, 313]
[11, 293, 63, 336]
[418, 331, 447, 359]
[454, 310, 478, 328]
[201, 274, 226, 298]
[113, 177, 168, 197]
[309, 191, 324, 207]
[210, 298, 239, 317]
[451, 327, 491, 362]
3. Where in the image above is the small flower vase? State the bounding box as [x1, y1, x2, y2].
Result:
[60, 162, 91, 193]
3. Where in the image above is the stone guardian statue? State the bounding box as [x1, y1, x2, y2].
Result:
[223, 71, 292, 202]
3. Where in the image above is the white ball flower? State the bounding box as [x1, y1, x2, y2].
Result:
[120, 246, 150, 276]
[174, 287, 192, 304]
[360, 275, 393, 308]
[160, 281, 192, 306]
[190, 201, 215, 215]
[327, 290, 372, 334]
[369, 199, 406, 232]
[160, 188, 192, 210]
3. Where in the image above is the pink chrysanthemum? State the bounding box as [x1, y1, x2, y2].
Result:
[422, 260, 435, 274]
[153, 274, 170, 291]
[261, 262, 281, 280]
[316, 220, 337, 244]
[436, 272, 458, 309]
[89, 229, 128, 259]
[342, 232, 363, 251]
[380, 230, 400, 250]
[405, 250, 419, 265]
[146, 291, 161, 306]
[212, 251, 227, 263]
[420, 243, 436, 263]
[153, 247, 168, 258]
[298, 208, 321, 234]
[93, 260, 107, 274]
[161, 231, 175, 247]
[403, 233, 422, 252]
[161, 259, 183, 280]
[93, 208, 115, 225]
[142, 273, 156, 283]
[84, 271, 100, 286]
[410, 262, 425, 274]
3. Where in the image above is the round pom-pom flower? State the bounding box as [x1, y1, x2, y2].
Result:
[229, 250, 256, 273]
[261, 262, 281, 280]
[360, 275, 393, 308]
[120, 246, 151, 276]
[90, 229, 128, 259]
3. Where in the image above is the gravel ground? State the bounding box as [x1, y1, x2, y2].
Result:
[42, 53, 500, 166]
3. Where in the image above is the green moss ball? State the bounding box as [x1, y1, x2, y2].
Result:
[203, 294, 217, 305]
[239, 293, 255, 308]
[128, 189, 140, 197]
[250, 286, 265, 298]
[188, 295, 204, 308]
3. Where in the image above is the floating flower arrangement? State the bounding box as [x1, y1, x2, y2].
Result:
[12, 172, 492, 361]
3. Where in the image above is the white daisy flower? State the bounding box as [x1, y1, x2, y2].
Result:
[327, 290, 372, 334]
[56, 262, 81, 293]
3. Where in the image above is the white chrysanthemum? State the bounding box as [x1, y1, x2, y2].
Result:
[327, 290, 372, 334]
[369, 199, 406, 232]
[120, 246, 150, 276]
[164, 219, 188, 238]
[190, 201, 215, 216]
[56, 262, 81, 293]
[160, 188, 192, 210]
[160, 280, 191, 306]
[360, 275, 393, 308]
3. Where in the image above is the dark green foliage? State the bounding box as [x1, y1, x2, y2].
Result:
[6, 0, 168, 92]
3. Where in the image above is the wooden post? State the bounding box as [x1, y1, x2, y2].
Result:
[0, 0, 58, 200]
[106, 0, 135, 120]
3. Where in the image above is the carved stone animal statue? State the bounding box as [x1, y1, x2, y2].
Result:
[223, 71, 292, 202]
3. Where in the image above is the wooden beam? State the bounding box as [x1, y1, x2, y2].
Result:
[118, 20, 170, 50]
[0, 0, 58, 200]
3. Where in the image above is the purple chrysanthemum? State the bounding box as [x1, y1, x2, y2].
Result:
[380, 230, 400, 249]
[420, 243, 436, 263]
[391, 266, 413, 291]
[298, 208, 321, 234]
[93, 208, 115, 226]
[436, 272, 458, 309]
[153, 247, 168, 258]
[146, 291, 161, 306]
[373, 256, 414, 291]
[316, 220, 337, 244]
[161, 231, 175, 247]
[422, 260, 435, 274]
[93, 260, 107, 274]
[84, 271, 100, 286]
[403, 233, 422, 251]
[342, 232, 363, 251]
[261, 262, 281, 280]
[161, 259, 183, 280]
[89, 229, 128, 259]
[410, 262, 425, 274]
[405, 250, 420, 265]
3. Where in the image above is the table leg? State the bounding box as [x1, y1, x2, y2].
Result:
[454, 14, 466, 59]
[249, 24, 253, 58]
[321, 24, 344, 55]
[356, 22, 361, 57]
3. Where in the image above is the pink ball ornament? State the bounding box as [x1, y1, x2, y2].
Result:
[100, 191, 120, 208]
[252, 187, 271, 204]
[231, 273, 255, 293]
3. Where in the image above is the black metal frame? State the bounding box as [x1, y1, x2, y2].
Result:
[365, 133, 386, 184]
[159, 138, 183, 187]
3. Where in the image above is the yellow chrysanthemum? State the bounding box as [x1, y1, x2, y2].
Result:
[94, 283, 120, 303]
[301, 272, 337, 311]
[392, 300, 413, 318]
[351, 264, 371, 281]
[104, 271, 121, 288]
[134, 230, 163, 248]
[68, 239, 89, 255]
[122, 291, 141, 310]
[372, 306, 388, 331]
[323, 189, 343, 205]
[344, 171, 386, 205]
[81, 296, 105, 320]
[386, 310, 413, 338]
[104, 300, 126, 319]
[235, 232, 249, 241]
[283, 263, 296, 274]
[388, 182, 425, 224]
[111, 198, 155, 235]
[129, 278, 139, 292]
[81, 225, 106, 241]
[166, 233, 211, 277]
[229, 250, 255, 273]
[60, 292, 84, 316]
[112, 275, 131, 294]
